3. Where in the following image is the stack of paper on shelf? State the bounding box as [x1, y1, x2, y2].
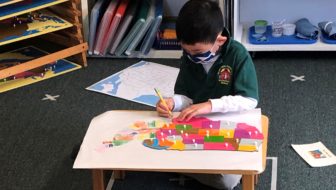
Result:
[93, 0, 120, 55]
[114, 0, 150, 56]
[140, 0, 162, 55]
[88, 0, 109, 55]
[124, 0, 154, 56]
[100, 0, 130, 55]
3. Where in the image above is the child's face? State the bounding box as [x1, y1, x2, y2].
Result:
[182, 42, 218, 64]
[181, 42, 216, 56]
[181, 34, 227, 64]
[181, 34, 226, 56]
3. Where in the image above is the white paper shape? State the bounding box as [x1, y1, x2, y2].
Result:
[292, 142, 336, 167]
[86, 61, 179, 107]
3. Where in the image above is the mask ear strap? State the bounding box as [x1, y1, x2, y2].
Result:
[210, 34, 221, 55]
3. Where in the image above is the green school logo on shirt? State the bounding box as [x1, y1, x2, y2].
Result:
[218, 65, 232, 85]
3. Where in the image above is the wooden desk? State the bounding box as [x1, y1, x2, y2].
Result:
[74, 110, 268, 190]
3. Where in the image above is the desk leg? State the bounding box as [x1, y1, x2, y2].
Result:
[242, 174, 255, 190]
[255, 174, 259, 185]
[92, 169, 105, 190]
[113, 170, 125, 180]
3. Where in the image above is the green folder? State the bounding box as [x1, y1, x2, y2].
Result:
[124, 0, 154, 56]
[114, 0, 150, 56]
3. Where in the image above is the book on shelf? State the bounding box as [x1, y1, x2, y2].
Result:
[88, 0, 109, 55]
[114, 0, 149, 56]
[154, 17, 181, 50]
[124, 0, 154, 56]
[108, 0, 139, 55]
[100, 0, 130, 55]
[139, 0, 162, 55]
[93, 0, 120, 55]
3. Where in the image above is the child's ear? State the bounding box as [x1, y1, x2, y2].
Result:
[216, 35, 227, 46]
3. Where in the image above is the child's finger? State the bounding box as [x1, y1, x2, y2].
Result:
[159, 101, 167, 109]
[157, 109, 170, 118]
[184, 111, 196, 121]
[156, 101, 166, 110]
[157, 106, 166, 113]
[157, 104, 171, 117]
[159, 112, 170, 118]
[176, 110, 189, 121]
[158, 102, 169, 112]
[177, 108, 197, 121]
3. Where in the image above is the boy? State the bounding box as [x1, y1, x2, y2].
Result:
[156, 0, 258, 189]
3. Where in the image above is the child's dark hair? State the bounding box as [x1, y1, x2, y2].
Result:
[176, 0, 224, 44]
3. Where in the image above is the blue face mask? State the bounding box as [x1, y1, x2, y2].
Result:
[185, 44, 218, 64]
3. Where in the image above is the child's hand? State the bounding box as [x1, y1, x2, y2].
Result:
[176, 101, 212, 121]
[156, 97, 174, 118]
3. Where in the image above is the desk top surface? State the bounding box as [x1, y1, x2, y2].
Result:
[74, 109, 267, 174]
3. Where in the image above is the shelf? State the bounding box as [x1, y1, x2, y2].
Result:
[146, 49, 182, 58]
[0, 0, 23, 7]
[0, 0, 69, 21]
[0, 43, 87, 79]
[0, 0, 88, 86]
[94, 49, 182, 59]
[240, 27, 336, 52]
[0, 11, 73, 46]
[89, 49, 182, 59]
[0, 46, 82, 93]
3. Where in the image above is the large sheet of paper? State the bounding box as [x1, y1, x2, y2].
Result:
[86, 61, 179, 107]
[74, 109, 264, 173]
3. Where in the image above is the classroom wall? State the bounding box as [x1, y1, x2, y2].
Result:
[239, 0, 336, 25]
[163, 0, 188, 17]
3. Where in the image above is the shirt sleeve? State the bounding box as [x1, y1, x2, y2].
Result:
[172, 94, 193, 111]
[233, 46, 259, 101]
[209, 95, 258, 113]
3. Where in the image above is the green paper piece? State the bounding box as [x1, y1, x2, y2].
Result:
[204, 136, 224, 142]
[175, 124, 192, 130]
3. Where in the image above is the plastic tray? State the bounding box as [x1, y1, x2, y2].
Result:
[320, 32, 336, 44]
[249, 26, 317, 44]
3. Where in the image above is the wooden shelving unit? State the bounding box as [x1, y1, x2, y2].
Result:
[0, 0, 88, 80]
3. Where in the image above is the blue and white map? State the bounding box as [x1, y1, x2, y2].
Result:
[86, 61, 179, 107]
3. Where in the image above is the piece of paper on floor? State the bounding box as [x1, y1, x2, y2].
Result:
[291, 141, 336, 167]
[86, 61, 179, 107]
